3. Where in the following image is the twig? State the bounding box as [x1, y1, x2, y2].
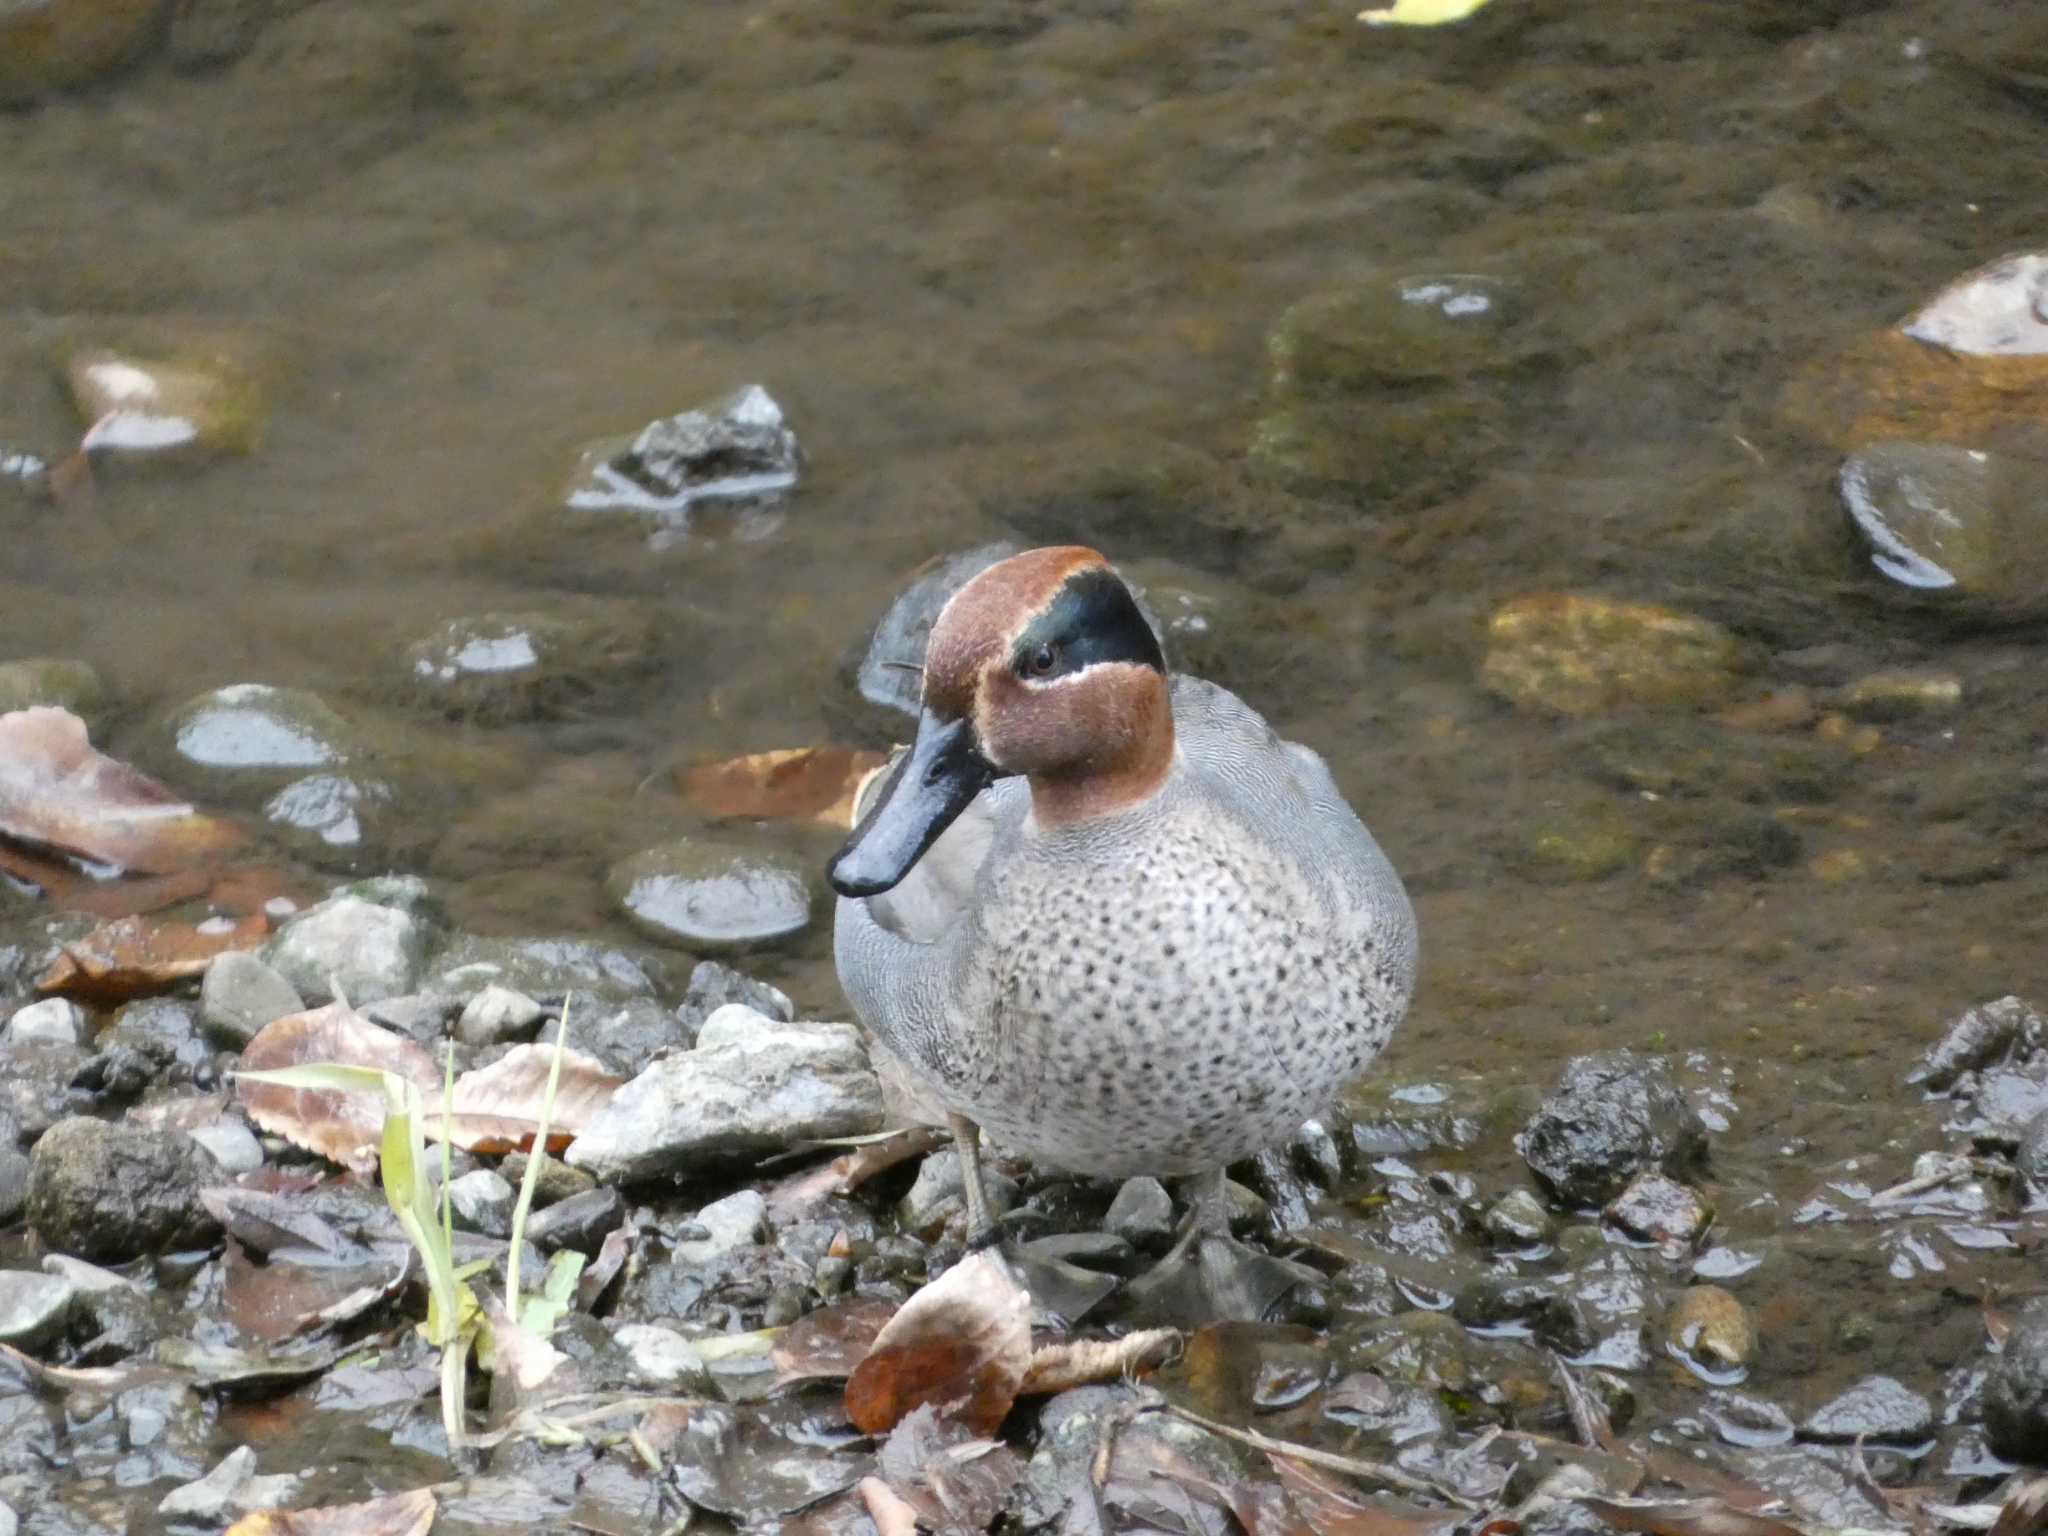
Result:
[1161, 1402, 1478, 1507]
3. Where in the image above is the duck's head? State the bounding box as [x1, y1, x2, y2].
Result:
[828, 545, 1171, 898]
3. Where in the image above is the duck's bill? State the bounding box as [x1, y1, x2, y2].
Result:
[828, 711, 996, 898]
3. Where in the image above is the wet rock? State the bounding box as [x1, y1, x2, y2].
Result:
[0, 1040, 89, 1142]
[1483, 1189, 1555, 1247]
[157, 1444, 300, 1524]
[1705, 1390, 1794, 1448]
[1839, 668, 1963, 721]
[1520, 1051, 1709, 1208]
[446, 1170, 514, 1237]
[2019, 1111, 2048, 1190]
[1515, 804, 1639, 883]
[897, 1147, 1018, 1237]
[5, 998, 90, 1048]
[1986, 1298, 2048, 1461]
[1482, 594, 1743, 717]
[1903, 250, 2048, 357]
[400, 604, 656, 725]
[0, 1148, 28, 1225]
[675, 959, 794, 1042]
[1604, 1171, 1712, 1252]
[497, 1152, 595, 1209]
[570, 997, 684, 1078]
[1451, 1276, 1592, 1355]
[433, 933, 668, 1004]
[1912, 995, 2045, 1092]
[1270, 273, 1540, 394]
[856, 544, 1018, 717]
[261, 884, 438, 1005]
[27, 1117, 221, 1262]
[1664, 1286, 1757, 1376]
[166, 684, 355, 774]
[673, 1189, 767, 1267]
[522, 1187, 623, 1257]
[1105, 1176, 1176, 1250]
[199, 951, 303, 1049]
[63, 343, 263, 461]
[607, 839, 814, 951]
[1727, 1447, 1887, 1529]
[0, 1271, 75, 1351]
[0, 659, 103, 717]
[566, 385, 800, 520]
[187, 1118, 262, 1175]
[360, 991, 461, 1047]
[0, 0, 161, 103]
[566, 1008, 884, 1183]
[1840, 442, 2048, 619]
[1345, 1310, 1470, 1390]
[615, 1322, 710, 1390]
[1800, 1375, 1933, 1444]
[102, 997, 212, 1089]
[456, 984, 544, 1047]
[263, 773, 392, 851]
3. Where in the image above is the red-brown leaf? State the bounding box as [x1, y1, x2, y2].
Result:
[237, 1004, 442, 1174]
[36, 911, 268, 1005]
[681, 747, 888, 830]
[773, 1295, 898, 1387]
[224, 1487, 436, 1536]
[1269, 1457, 1463, 1536]
[0, 707, 242, 875]
[845, 1251, 1031, 1435]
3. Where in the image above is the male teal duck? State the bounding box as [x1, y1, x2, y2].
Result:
[829, 546, 1417, 1319]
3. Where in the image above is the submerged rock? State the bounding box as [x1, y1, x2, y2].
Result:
[166, 684, 356, 775]
[606, 838, 813, 951]
[1482, 594, 1743, 716]
[263, 773, 392, 851]
[566, 1006, 884, 1183]
[1839, 442, 2048, 619]
[400, 604, 655, 725]
[1269, 272, 1540, 394]
[432, 933, 668, 1004]
[0, 658, 103, 717]
[1838, 668, 1963, 721]
[27, 1117, 221, 1262]
[856, 544, 1018, 717]
[566, 385, 800, 520]
[1903, 251, 2048, 358]
[1664, 1285, 1757, 1376]
[0, 0, 164, 104]
[1520, 1050, 1709, 1207]
[64, 343, 264, 461]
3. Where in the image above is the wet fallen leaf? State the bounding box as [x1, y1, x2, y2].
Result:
[0, 845, 212, 918]
[201, 1188, 356, 1260]
[223, 1239, 410, 1343]
[1584, 1497, 1805, 1536]
[1020, 1329, 1180, 1396]
[768, 1127, 947, 1217]
[575, 1215, 634, 1312]
[682, 747, 888, 830]
[1271, 1457, 1462, 1536]
[1359, 0, 1494, 24]
[224, 1486, 435, 1536]
[36, 910, 267, 1005]
[874, 1403, 1022, 1535]
[237, 1004, 442, 1174]
[0, 706, 242, 874]
[845, 1251, 1031, 1435]
[664, 1398, 873, 1518]
[773, 1295, 898, 1387]
[443, 1043, 624, 1154]
[1992, 1478, 2048, 1536]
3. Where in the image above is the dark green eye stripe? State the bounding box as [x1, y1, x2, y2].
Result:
[1011, 567, 1165, 681]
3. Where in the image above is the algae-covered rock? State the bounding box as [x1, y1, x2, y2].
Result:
[1482, 593, 1743, 716]
[1840, 441, 2048, 620]
[607, 839, 814, 951]
[0, 659, 103, 717]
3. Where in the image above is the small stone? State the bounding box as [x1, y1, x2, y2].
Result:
[1482, 1188, 1555, 1247]
[896, 1147, 1018, 1237]
[607, 838, 814, 951]
[675, 959, 794, 1040]
[1703, 1390, 1794, 1448]
[2019, 1110, 2048, 1190]
[522, 1187, 624, 1257]
[167, 684, 355, 773]
[1800, 1375, 1934, 1444]
[1104, 1176, 1176, 1249]
[0, 1271, 75, 1350]
[262, 891, 436, 1005]
[158, 1446, 287, 1523]
[1520, 1050, 1710, 1208]
[5, 998, 89, 1048]
[431, 932, 667, 1005]
[566, 1008, 884, 1183]
[42, 1253, 141, 1293]
[1605, 1171, 1712, 1250]
[1912, 995, 2046, 1093]
[401, 605, 656, 725]
[673, 1189, 767, 1267]
[264, 774, 391, 850]
[1482, 593, 1743, 717]
[186, 1119, 263, 1176]
[566, 385, 800, 518]
[446, 1170, 514, 1237]
[360, 992, 462, 1047]
[1664, 1285, 1757, 1374]
[456, 984, 545, 1047]
[200, 951, 304, 1049]
[1902, 250, 2048, 357]
[1839, 668, 1964, 721]
[498, 1152, 596, 1209]
[615, 1323, 710, 1389]
[27, 1116, 221, 1262]
[1988, 1298, 2048, 1461]
[1840, 442, 2048, 619]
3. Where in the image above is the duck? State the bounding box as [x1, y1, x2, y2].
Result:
[829, 545, 1417, 1321]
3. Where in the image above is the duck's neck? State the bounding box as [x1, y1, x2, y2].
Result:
[1028, 685, 1176, 828]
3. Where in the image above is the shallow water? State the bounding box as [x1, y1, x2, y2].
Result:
[6, 0, 2048, 1522]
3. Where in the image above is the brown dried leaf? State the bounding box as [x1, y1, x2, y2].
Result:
[0, 706, 242, 875]
[845, 1251, 1031, 1435]
[1020, 1329, 1179, 1396]
[1270, 1457, 1462, 1536]
[36, 910, 267, 1005]
[237, 1004, 441, 1174]
[773, 1295, 898, 1386]
[682, 747, 888, 829]
[1584, 1497, 1804, 1536]
[443, 1044, 623, 1154]
[0, 844, 213, 918]
[875, 1403, 1023, 1534]
[224, 1487, 436, 1536]
[767, 1126, 947, 1217]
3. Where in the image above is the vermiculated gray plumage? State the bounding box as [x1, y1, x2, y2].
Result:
[835, 675, 1416, 1179]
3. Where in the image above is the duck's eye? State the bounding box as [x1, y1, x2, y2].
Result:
[1026, 642, 1058, 677]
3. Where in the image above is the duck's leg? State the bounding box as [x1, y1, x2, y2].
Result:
[949, 1112, 1002, 1250]
[1118, 1166, 1318, 1325]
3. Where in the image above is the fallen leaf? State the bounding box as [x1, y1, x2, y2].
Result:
[1271, 1457, 1462, 1536]
[36, 910, 267, 1005]
[845, 1251, 1031, 1435]
[224, 1487, 436, 1536]
[767, 1126, 947, 1217]
[0, 845, 212, 918]
[443, 1043, 623, 1154]
[874, 1404, 1022, 1535]
[773, 1296, 899, 1387]
[1584, 1497, 1805, 1536]
[575, 1215, 634, 1312]
[1020, 1329, 1179, 1395]
[1359, 0, 1494, 25]
[237, 1004, 442, 1174]
[0, 707, 242, 875]
[222, 1239, 409, 1343]
[681, 747, 888, 830]
[1991, 1478, 2048, 1536]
